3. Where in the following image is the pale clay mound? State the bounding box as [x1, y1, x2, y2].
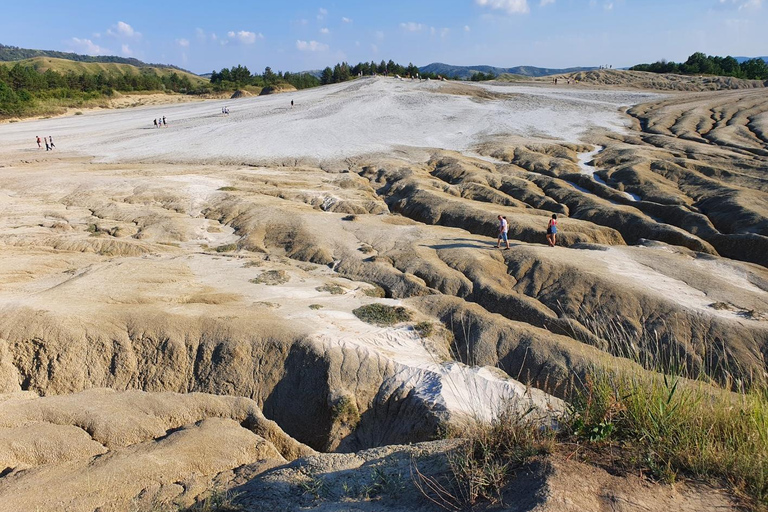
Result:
[0, 76, 766, 510]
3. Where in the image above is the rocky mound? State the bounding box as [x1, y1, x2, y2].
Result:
[0, 389, 312, 511]
[561, 69, 767, 91]
[230, 89, 254, 99]
[259, 83, 298, 95]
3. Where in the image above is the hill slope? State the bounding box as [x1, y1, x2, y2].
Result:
[420, 62, 596, 79]
[0, 43, 192, 73]
[3, 56, 207, 85]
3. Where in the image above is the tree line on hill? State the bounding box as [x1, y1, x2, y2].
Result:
[0, 63, 204, 117]
[208, 65, 320, 91]
[316, 60, 497, 84]
[631, 52, 768, 80]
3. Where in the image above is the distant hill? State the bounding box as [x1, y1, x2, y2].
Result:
[2, 56, 207, 85]
[419, 62, 597, 79]
[735, 56, 768, 64]
[0, 43, 196, 74]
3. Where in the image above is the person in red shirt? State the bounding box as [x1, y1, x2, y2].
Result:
[546, 214, 558, 247]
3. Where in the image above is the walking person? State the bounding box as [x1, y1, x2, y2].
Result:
[162, 116, 166, 127]
[44, 137, 50, 151]
[497, 215, 510, 249]
[153, 119, 158, 128]
[48, 136, 55, 149]
[36, 136, 42, 149]
[291, 100, 294, 108]
[546, 214, 558, 247]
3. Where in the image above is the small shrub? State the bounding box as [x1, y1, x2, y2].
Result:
[362, 283, 386, 298]
[218, 186, 238, 191]
[330, 395, 360, 428]
[353, 304, 412, 326]
[214, 243, 238, 253]
[309, 304, 324, 310]
[413, 321, 434, 338]
[74, 111, 83, 115]
[250, 270, 289, 286]
[316, 284, 345, 295]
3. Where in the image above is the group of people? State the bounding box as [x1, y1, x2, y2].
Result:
[497, 214, 558, 249]
[221, 106, 230, 115]
[153, 116, 167, 128]
[35, 135, 55, 151]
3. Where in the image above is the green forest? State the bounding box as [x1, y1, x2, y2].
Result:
[0, 63, 204, 117]
[631, 52, 768, 80]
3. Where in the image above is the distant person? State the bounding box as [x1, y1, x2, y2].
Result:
[497, 215, 510, 249]
[36, 136, 41, 149]
[48, 136, 55, 149]
[546, 214, 558, 247]
[291, 100, 294, 108]
[162, 116, 167, 126]
[44, 137, 50, 151]
[153, 119, 158, 128]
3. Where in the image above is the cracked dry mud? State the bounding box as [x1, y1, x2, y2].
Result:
[0, 75, 765, 511]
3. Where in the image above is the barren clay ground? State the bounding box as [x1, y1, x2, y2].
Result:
[0, 76, 766, 511]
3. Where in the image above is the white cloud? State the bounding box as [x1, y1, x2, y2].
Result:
[441, 27, 451, 38]
[69, 37, 110, 55]
[121, 44, 132, 56]
[317, 7, 328, 20]
[371, 43, 379, 54]
[375, 30, 385, 40]
[296, 39, 329, 52]
[195, 28, 206, 41]
[604, 1, 613, 10]
[227, 30, 262, 44]
[400, 22, 424, 32]
[540, 0, 555, 5]
[320, 27, 330, 34]
[430, 26, 436, 35]
[465, 25, 471, 31]
[107, 21, 141, 39]
[342, 17, 353, 23]
[719, 0, 762, 9]
[176, 38, 190, 48]
[475, 0, 530, 14]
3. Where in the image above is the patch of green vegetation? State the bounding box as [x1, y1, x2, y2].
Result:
[330, 395, 360, 429]
[74, 111, 83, 115]
[309, 304, 324, 310]
[217, 186, 238, 192]
[214, 243, 238, 253]
[316, 284, 345, 295]
[250, 270, 289, 286]
[413, 321, 434, 338]
[181, 490, 242, 511]
[352, 304, 412, 326]
[362, 283, 386, 298]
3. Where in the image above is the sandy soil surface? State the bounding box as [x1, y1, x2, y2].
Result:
[0, 77, 659, 163]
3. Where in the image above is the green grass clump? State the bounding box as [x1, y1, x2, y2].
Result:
[569, 369, 768, 504]
[414, 409, 556, 510]
[316, 284, 345, 295]
[218, 186, 238, 192]
[413, 321, 434, 338]
[214, 243, 238, 253]
[353, 304, 411, 326]
[309, 304, 324, 310]
[250, 270, 289, 286]
[362, 283, 386, 298]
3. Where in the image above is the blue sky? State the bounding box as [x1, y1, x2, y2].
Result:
[1, 0, 765, 74]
